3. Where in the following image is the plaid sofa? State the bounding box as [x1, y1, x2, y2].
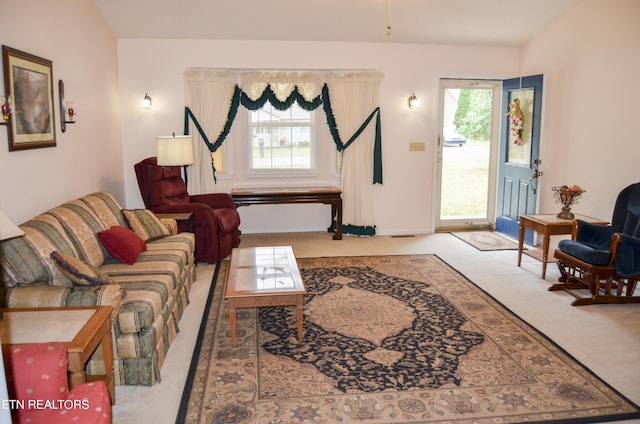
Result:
[0, 192, 195, 386]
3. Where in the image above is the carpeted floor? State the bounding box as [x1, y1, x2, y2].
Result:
[178, 255, 640, 424]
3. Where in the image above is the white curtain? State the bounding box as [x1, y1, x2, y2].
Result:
[184, 69, 236, 194]
[183, 69, 384, 234]
[325, 71, 384, 233]
[240, 72, 323, 102]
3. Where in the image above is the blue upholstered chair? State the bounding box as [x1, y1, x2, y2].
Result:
[552, 182, 640, 305]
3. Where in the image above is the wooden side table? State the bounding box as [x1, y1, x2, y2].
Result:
[231, 186, 343, 240]
[156, 212, 195, 233]
[0, 306, 116, 405]
[517, 214, 609, 279]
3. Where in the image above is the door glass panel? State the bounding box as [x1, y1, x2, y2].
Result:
[507, 88, 534, 165]
[439, 86, 494, 221]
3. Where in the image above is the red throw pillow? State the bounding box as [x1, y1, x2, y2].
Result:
[97, 226, 147, 265]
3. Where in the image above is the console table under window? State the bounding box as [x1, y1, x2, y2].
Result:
[231, 186, 342, 240]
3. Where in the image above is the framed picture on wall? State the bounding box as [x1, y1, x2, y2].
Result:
[2, 45, 56, 151]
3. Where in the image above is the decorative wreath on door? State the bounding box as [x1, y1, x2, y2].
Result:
[506, 98, 523, 145]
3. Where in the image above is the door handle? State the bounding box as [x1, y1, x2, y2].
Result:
[529, 159, 543, 194]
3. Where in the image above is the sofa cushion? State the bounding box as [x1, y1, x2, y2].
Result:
[0, 214, 79, 288]
[81, 192, 128, 229]
[145, 233, 195, 266]
[123, 209, 171, 242]
[97, 226, 147, 265]
[50, 251, 115, 286]
[46, 200, 109, 267]
[110, 274, 176, 334]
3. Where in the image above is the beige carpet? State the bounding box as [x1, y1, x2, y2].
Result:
[178, 255, 640, 424]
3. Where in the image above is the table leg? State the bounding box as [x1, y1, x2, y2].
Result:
[101, 326, 115, 404]
[329, 203, 336, 234]
[67, 354, 86, 391]
[518, 222, 526, 267]
[296, 295, 304, 343]
[333, 198, 343, 240]
[229, 301, 237, 347]
[541, 235, 550, 279]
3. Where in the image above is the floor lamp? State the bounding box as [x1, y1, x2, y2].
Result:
[0, 210, 24, 423]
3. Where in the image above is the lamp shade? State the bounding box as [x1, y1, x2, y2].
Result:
[0, 211, 24, 241]
[156, 135, 194, 166]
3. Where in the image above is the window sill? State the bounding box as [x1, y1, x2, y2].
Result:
[245, 169, 320, 179]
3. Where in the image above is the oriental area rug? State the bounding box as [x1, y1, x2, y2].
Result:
[177, 255, 640, 424]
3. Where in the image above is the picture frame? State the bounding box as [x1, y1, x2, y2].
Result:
[2, 45, 56, 151]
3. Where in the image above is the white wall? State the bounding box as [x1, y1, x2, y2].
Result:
[522, 0, 640, 220]
[0, 0, 122, 224]
[118, 40, 518, 234]
[3, 1, 636, 234]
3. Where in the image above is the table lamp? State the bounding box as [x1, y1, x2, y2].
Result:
[156, 134, 194, 186]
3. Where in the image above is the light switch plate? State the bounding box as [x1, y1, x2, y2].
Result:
[409, 142, 425, 151]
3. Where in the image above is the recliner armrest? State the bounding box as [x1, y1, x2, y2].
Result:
[190, 192, 236, 210]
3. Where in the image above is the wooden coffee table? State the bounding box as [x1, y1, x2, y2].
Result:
[0, 306, 115, 404]
[224, 246, 306, 347]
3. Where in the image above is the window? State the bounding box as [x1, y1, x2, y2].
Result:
[248, 102, 314, 171]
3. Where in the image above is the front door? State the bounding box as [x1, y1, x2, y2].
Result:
[435, 79, 501, 231]
[495, 75, 544, 242]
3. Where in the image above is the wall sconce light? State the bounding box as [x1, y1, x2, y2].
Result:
[65, 102, 77, 122]
[142, 93, 152, 109]
[59, 80, 76, 133]
[0, 96, 13, 125]
[407, 93, 420, 109]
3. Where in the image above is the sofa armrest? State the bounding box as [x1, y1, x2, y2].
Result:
[5, 285, 123, 321]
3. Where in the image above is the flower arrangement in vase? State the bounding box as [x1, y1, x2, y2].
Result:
[551, 185, 585, 219]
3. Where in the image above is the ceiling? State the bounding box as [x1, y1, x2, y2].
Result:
[93, 0, 579, 47]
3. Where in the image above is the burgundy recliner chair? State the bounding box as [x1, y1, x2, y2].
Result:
[134, 157, 240, 263]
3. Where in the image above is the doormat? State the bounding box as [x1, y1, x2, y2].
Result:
[177, 255, 640, 424]
[451, 230, 522, 251]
